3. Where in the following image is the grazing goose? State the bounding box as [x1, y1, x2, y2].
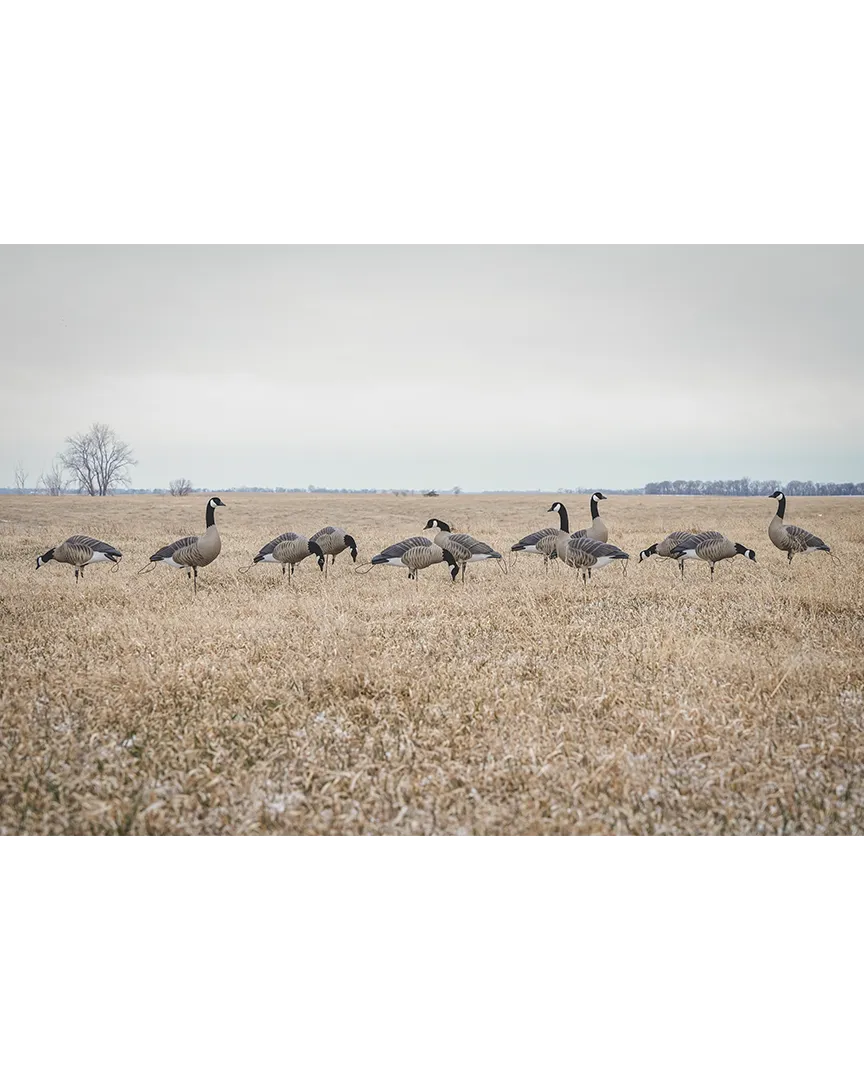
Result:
[148, 496, 226, 593]
[370, 536, 459, 581]
[639, 531, 723, 579]
[36, 535, 123, 582]
[554, 532, 629, 584]
[251, 533, 325, 577]
[768, 491, 831, 563]
[510, 502, 570, 570]
[670, 534, 755, 577]
[308, 526, 358, 578]
[424, 519, 503, 582]
[570, 492, 608, 542]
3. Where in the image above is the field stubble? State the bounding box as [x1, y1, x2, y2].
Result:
[1, 494, 862, 835]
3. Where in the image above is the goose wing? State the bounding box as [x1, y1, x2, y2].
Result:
[785, 524, 829, 551]
[65, 535, 123, 558]
[450, 532, 497, 556]
[256, 532, 301, 558]
[512, 526, 557, 551]
[150, 535, 199, 562]
[374, 536, 432, 561]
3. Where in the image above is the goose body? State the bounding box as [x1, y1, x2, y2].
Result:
[768, 492, 830, 563]
[554, 532, 629, 583]
[149, 497, 226, 592]
[253, 533, 325, 576]
[370, 536, 459, 580]
[308, 526, 358, 578]
[671, 534, 755, 576]
[36, 535, 123, 582]
[424, 519, 502, 582]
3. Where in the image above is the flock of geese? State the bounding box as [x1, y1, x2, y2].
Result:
[33, 490, 833, 591]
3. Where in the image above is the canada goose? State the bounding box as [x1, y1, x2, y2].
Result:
[36, 535, 123, 582]
[424, 519, 503, 582]
[768, 491, 831, 563]
[251, 533, 325, 577]
[510, 503, 569, 570]
[308, 526, 358, 578]
[638, 531, 723, 579]
[370, 536, 459, 581]
[670, 534, 755, 577]
[148, 496, 226, 593]
[554, 532, 629, 584]
[570, 492, 608, 542]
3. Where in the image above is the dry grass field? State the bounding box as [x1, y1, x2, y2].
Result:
[1, 493, 862, 835]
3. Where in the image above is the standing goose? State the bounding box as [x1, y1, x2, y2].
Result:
[424, 519, 503, 582]
[36, 535, 123, 582]
[510, 502, 570, 570]
[639, 531, 723, 579]
[768, 491, 831, 563]
[250, 533, 325, 577]
[147, 496, 226, 593]
[553, 532, 629, 584]
[308, 526, 358, 578]
[670, 534, 755, 577]
[370, 536, 459, 581]
[570, 492, 608, 542]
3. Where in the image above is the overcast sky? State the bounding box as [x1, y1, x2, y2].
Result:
[1, 246, 862, 490]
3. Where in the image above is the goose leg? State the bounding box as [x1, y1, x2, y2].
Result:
[787, 551, 793, 564]
[281, 564, 286, 577]
[75, 567, 79, 583]
[544, 556, 549, 576]
[710, 564, 715, 579]
[193, 566, 198, 595]
[679, 560, 685, 581]
[461, 563, 466, 584]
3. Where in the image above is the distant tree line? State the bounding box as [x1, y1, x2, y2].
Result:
[644, 478, 864, 496]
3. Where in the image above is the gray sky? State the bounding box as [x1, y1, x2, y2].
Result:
[2, 246, 862, 490]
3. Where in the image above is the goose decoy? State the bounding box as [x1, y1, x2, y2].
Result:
[510, 502, 569, 570]
[147, 496, 226, 594]
[424, 519, 503, 582]
[639, 531, 722, 579]
[370, 536, 459, 581]
[553, 532, 629, 584]
[670, 534, 755, 577]
[250, 533, 325, 577]
[768, 491, 831, 563]
[308, 526, 358, 578]
[571, 492, 608, 542]
[36, 535, 123, 582]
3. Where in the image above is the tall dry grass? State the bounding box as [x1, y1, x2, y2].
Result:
[1, 493, 862, 834]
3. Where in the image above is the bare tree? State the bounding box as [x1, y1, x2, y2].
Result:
[60, 422, 137, 496]
[40, 458, 68, 496]
[13, 460, 28, 492]
[169, 477, 194, 497]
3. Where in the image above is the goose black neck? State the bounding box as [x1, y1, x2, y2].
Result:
[557, 505, 570, 532]
[590, 497, 600, 521]
[206, 501, 216, 528]
[776, 495, 786, 520]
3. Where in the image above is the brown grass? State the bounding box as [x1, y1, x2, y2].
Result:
[1, 493, 862, 835]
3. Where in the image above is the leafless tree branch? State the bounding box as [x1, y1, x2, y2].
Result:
[13, 460, 28, 492]
[60, 422, 137, 495]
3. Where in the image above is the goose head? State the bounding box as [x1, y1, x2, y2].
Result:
[308, 541, 326, 571]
